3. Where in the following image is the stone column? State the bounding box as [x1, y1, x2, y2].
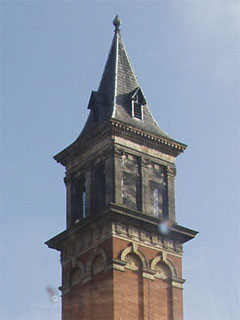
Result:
[113, 147, 123, 205]
[141, 158, 150, 214]
[167, 165, 176, 222]
[64, 174, 73, 228]
[85, 166, 91, 218]
[105, 156, 114, 204]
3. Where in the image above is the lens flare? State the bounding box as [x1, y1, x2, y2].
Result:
[158, 220, 172, 235]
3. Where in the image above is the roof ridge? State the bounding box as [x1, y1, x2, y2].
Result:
[112, 31, 119, 118]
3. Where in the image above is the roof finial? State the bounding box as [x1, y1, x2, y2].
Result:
[113, 15, 121, 32]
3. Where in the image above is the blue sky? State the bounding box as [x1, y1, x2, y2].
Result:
[1, 1, 239, 319]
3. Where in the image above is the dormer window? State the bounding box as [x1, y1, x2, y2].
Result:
[87, 91, 105, 124]
[133, 101, 142, 119]
[130, 87, 146, 121]
[92, 105, 99, 122]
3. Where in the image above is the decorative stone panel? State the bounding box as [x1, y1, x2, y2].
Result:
[112, 221, 183, 255]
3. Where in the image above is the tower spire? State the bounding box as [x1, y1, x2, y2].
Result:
[46, 18, 197, 320]
[54, 16, 187, 165]
[79, 14, 173, 141]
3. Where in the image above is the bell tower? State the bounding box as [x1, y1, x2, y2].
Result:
[46, 16, 197, 320]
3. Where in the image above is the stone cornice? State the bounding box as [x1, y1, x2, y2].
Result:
[45, 203, 197, 261]
[53, 121, 111, 166]
[53, 120, 187, 166]
[110, 119, 186, 157]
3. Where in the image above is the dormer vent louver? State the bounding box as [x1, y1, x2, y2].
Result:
[130, 87, 146, 120]
[87, 91, 106, 123]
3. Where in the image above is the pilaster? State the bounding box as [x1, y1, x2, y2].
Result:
[64, 175, 73, 228]
[105, 152, 114, 204]
[113, 146, 123, 205]
[85, 166, 91, 218]
[141, 157, 150, 215]
[167, 165, 177, 222]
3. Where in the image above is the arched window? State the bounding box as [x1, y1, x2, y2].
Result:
[91, 254, 105, 275]
[72, 176, 86, 224]
[70, 267, 83, 287]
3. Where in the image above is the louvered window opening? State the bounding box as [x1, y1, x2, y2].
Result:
[133, 102, 142, 120]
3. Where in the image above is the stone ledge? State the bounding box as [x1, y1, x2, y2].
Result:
[171, 276, 185, 289]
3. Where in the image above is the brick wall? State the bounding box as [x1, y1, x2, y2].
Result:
[61, 235, 183, 320]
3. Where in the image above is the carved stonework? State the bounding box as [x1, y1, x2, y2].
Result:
[167, 165, 177, 177]
[110, 121, 186, 157]
[152, 235, 157, 245]
[91, 255, 105, 274]
[125, 253, 142, 270]
[112, 221, 183, 255]
[75, 238, 83, 255]
[70, 266, 84, 287]
[85, 248, 107, 277]
[114, 243, 186, 285]
[151, 255, 177, 279]
[175, 242, 183, 252]
[121, 243, 148, 269]
[62, 219, 183, 270]
[141, 157, 150, 167]
[140, 230, 146, 242]
[128, 225, 134, 238]
[155, 262, 171, 279]
[116, 222, 122, 234]
[114, 146, 124, 158]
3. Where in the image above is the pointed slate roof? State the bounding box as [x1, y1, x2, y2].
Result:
[54, 16, 187, 165]
[79, 16, 169, 139]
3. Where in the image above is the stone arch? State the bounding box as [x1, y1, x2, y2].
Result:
[155, 262, 171, 279]
[69, 262, 84, 287]
[151, 255, 177, 278]
[86, 248, 107, 275]
[120, 243, 148, 269]
[165, 258, 177, 277]
[125, 252, 143, 271]
[91, 255, 105, 274]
